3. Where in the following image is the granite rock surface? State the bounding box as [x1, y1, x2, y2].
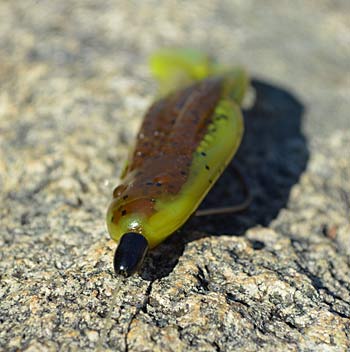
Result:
[0, 1, 349, 351]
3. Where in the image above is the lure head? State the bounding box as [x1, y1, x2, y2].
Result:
[113, 232, 149, 277]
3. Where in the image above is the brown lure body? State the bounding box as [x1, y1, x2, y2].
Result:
[111, 77, 223, 228]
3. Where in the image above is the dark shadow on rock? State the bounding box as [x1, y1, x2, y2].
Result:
[140, 78, 309, 281]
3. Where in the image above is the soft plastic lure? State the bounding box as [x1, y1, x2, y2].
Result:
[106, 49, 248, 277]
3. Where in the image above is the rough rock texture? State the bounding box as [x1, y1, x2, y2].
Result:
[0, 1, 349, 351]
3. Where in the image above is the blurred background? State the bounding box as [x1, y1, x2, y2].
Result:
[1, 0, 348, 222]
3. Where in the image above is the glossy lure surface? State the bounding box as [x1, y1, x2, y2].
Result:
[107, 49, 249, 276]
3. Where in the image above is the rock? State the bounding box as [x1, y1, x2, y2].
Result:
[0, 1, 349, 351]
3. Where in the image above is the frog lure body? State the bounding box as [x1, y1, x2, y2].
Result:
[107, 49, 249, 276]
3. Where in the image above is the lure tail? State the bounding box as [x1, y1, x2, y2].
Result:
[149, 48, 211, 94]
[149, 48, 248, 105]
[221, 68, 249, 106]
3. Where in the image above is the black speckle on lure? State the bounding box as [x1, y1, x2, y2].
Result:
[106, 49, 249, 277]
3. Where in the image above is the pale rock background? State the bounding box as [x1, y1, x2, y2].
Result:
[0, 1, 349, 351]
